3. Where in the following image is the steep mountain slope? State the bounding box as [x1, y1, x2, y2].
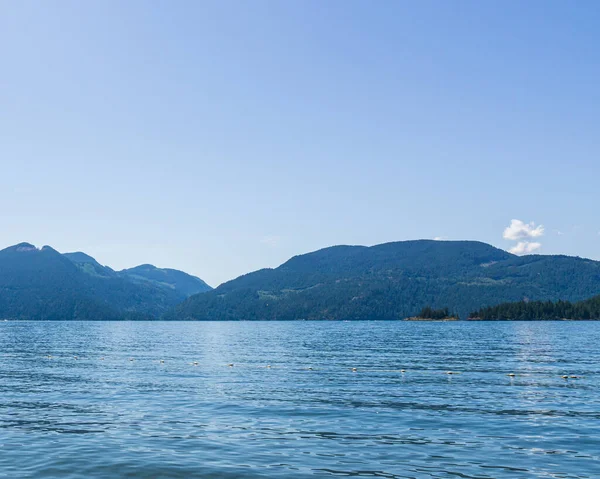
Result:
[169, 240, 600, 320]
[0, 243, 210, 320]
[120, 264, 211, 296]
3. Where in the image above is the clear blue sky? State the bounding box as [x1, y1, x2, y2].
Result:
[1, 1, 599, 286]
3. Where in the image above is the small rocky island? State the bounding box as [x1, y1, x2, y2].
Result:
[405, 307, 460, 321]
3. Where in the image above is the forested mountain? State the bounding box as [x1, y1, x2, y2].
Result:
[120, 264, 212, 296]
[470, 295, 600, 320]
[0, 243, 210, 320]
[63, 253, 211, 296]
[4, 240, 600, 321]
[63, 252, 118, 278]
[168, 240, 600, 321]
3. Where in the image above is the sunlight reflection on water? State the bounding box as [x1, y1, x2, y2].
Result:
[1, 320, 599, 478]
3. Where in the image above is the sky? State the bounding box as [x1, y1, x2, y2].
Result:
[1, 1, 599, 287]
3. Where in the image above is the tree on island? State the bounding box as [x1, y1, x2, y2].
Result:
[418, 306, 459, 320]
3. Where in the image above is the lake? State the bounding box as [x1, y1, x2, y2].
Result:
[1, 321, 599, 478]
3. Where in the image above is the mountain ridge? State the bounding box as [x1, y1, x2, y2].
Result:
[0, 242, 211, 320]
[4, 239, 600, 321]
[120, 264, 212, 296]
[168, 240, 600, 321]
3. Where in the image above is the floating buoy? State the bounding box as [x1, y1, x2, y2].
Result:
[351, 368, 357, 372]
[507, 373, 515, 377]
[446, 371, 454, 375]
[193, 361, 198, 366]
[400, 369, 406, 373]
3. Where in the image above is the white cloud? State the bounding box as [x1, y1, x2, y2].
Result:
[509, 241, 542, 255]
[503, 219, 544, 241]
[503, 219, 545, 255]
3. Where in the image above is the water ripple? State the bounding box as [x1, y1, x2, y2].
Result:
[0, 321, 599, 478]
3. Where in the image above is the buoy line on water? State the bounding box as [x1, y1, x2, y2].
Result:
[39, 356, 585, 379]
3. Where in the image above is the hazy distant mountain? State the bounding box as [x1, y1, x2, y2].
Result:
[168, 240, 600, 320]
[0, 243, 211, 320]
[63, 252, 117, 278]
[64, 252, 211, 297]
[120, 264, 212, 296]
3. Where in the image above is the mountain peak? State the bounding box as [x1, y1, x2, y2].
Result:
[13, 242, 38, 252]
[132, 264, 158, 270]
[64, 251, 101, 265]
[2, 243, 66, 255]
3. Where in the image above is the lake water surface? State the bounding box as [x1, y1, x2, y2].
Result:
[1, 321, 599, 478]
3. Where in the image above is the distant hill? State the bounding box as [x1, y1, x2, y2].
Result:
[168, 240, 600, 320]
[470, 295, 600, 320]
[63, 252, 117, 278]
[0, 243, 211, 320]
[64, 252, 211, 297]
[120, 264, 212, 296]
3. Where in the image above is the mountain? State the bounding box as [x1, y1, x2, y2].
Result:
[168, 240, 600, 320]
[470, 295, 600, 320]
[0, 243, 116, 320]
[0, 243, 211, 320]
[63, 252, 117, 278]
[120, 264, 211, 296]
[64, 253, 212, 296]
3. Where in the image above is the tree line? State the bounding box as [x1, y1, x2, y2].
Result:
[470, 295, 600, 320]
[417, 306, 459, 320]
